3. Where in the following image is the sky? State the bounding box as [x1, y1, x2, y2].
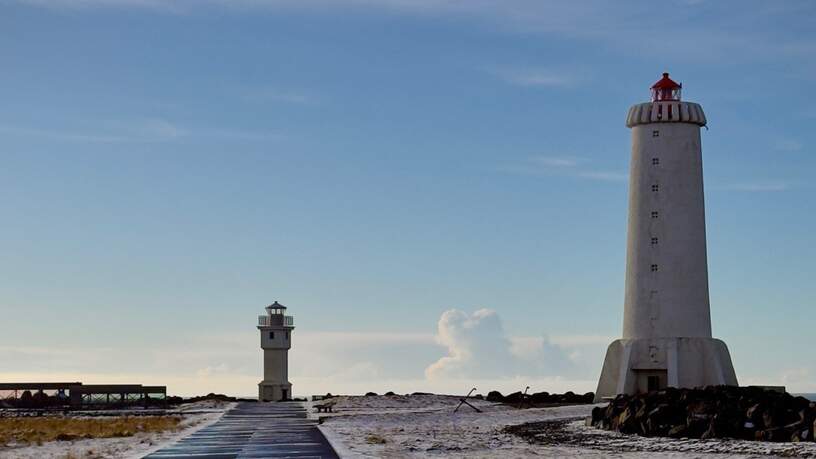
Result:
[0, 0, 814, 397]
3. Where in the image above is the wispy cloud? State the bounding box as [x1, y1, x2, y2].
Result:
[0, 125, 129, 143]
[720, 181, 793, 192]
[502, 155, 627, 183]
[202, 128, 285, 142]
[490, 68, 580, 88]
[14, 1, 814, 65]
[127, 118, 187, 140]
[0, 118, 282, 144]
[575, 171, 628, 182]
[530, 156, 580, 167]
[0, 118, 185, 143]
[12, 0, 185, 12]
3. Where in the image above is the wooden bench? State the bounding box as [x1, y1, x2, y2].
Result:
[315, 403, 334, 413]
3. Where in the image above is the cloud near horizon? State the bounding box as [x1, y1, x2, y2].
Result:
[425, 308, 572, 380]
[2, 308, 813, 396]
[0, 308, 608, 397]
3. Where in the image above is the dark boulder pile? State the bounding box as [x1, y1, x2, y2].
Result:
[168, 393, 258, 405]
[590, 386, 816, 442]
[1, 390, 66, 409]
[486, 390, 594, 405]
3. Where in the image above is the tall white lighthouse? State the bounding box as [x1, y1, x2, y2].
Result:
[595, 73, 738, 402]
[257, 301, 294, 402]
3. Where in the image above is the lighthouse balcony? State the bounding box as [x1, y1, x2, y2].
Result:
[258, 315, 294, 327]
[626, 101, 706, 128]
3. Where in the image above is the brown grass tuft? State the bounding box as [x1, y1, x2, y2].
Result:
[365, 434, 387, 444]
[0, 416, 181, 446]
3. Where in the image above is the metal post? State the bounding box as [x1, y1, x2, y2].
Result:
[454, 388, 482, 413]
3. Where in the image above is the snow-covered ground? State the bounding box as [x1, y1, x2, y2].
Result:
[314, 394, 816, 458]
[0, 400, 234, 459]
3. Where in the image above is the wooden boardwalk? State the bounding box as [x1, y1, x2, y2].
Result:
[144, 402, 338, 458]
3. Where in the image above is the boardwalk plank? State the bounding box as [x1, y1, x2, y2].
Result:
[144, 402, 338, 459]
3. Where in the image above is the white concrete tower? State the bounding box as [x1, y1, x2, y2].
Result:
[595, 73, 738, 402]
[257, 301, 294, 402]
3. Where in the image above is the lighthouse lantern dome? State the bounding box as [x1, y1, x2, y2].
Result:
[651, 72, 682, 102]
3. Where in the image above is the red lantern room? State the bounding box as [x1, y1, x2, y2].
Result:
[651, 72, 682, 102]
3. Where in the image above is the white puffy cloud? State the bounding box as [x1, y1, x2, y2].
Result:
[425, 308, 573, 380]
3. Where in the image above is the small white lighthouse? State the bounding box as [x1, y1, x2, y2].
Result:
[595, 73, 738, 401]
[257, 301, 294, 402]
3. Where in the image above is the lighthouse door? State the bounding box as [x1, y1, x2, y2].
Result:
[281, 389, 288, 401]
[634, 369, 667, 393]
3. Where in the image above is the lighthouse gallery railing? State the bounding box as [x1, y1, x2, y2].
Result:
[258, 315, 294, 327]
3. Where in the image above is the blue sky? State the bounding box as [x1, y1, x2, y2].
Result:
[0, 0, 814, 396]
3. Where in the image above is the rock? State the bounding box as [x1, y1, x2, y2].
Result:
[615, 407, 639, 434]
[645, 404, 680, 436]
[31, 390, 49, 408]
[701, 421, 717, 440]
[504, 391, 525, 404]
[761, 426, 794, 443]
[746, 403, 764, 426]
[384, 391, 396, 396]
[668, 424, 688, 438]
[364, 392, 378, 397]
[530, 392, 550, 404]
[56, 433, 80, 441]
[591, 406, 605, 426]
[510, 391, 596, 406]
[19, 390, 33, 408]
[485, 391, 504, 403]
[791, 426, 811, 442]
[592, 386, 816, 443]
[686, 413, 712, 438]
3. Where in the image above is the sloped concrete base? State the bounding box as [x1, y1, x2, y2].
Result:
[594, 337, 738, 402]
[259, 381, 293, 402]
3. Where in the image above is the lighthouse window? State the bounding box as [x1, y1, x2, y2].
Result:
[269, 332, 274, 340]
[651, 184, 659, 192]
[652, 130, 659, 137]
[286, 332, 290, 340]
[651, 237, 659, 245]
[652, 158, 660, 165]
[651, 211, 659, 218]
[651, 264, 659, 272]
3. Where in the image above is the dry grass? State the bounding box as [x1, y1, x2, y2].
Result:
[0, 416, 181, 446]
[365, 433, 387, 444]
